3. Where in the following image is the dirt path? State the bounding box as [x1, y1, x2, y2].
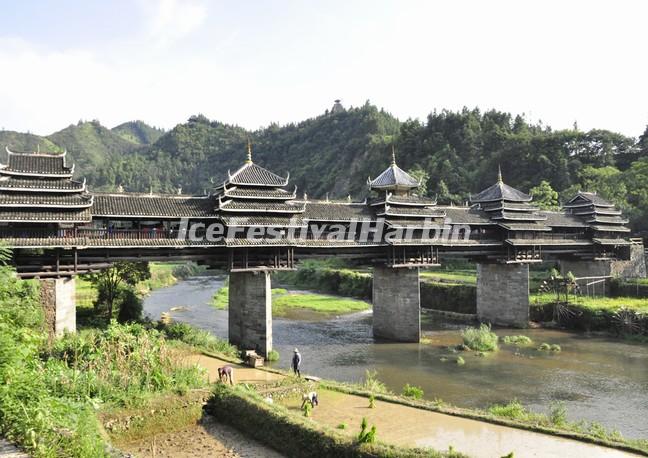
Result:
[187, 354, 640, 458]
[119, 416, 284, 458]
[0, 440, 28, 458]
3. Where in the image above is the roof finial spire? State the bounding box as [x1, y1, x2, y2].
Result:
[497, 164, 503, 184]
[391, 144, 396, 166]
[246, 138, 253, 164]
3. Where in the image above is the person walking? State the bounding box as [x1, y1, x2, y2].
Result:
[292, 348, 302, 377]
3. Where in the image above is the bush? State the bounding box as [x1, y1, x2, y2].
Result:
[550, 402, 567, 426]
[160, 322, 238, 358]
[117, 288, 143, 323]
[357, 417, 377, 444]
[267, 350, 280, 362]
[488, 400, 527, 420]
[502, 335, 533, 346]
[172, 262, 206, 280]
[461, 324, 499, 352]
[402, 384, 424, 399]
[362, 369, 389, 394]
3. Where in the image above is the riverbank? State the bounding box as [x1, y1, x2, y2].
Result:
[194, 353, 645, 457]
[212, 285, 370, 317]
[142, 276, 648, 438]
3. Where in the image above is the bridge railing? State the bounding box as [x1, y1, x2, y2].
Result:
[0, 227, 183, 240]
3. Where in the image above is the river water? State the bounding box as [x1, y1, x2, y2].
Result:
[143, 276, 648, 439]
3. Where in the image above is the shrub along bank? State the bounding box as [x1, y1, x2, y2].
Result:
[205, 384, 464, 458]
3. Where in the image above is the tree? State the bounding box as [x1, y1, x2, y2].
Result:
[530, 180, 559, 210]
[407, 166, 429, 196]
[84, 262, 150, 319]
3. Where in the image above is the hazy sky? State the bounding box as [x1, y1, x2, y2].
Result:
[0, 0, 646, 137]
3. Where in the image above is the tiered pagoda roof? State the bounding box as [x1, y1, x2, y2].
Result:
[0, 148, 92, 223]
[368, 149, 445, 235]
[470, 168, 548, 232]
[212, 144, 306, 244]
[563, 192, 630, 236]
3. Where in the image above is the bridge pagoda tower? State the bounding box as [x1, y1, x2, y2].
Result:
[469, 169, 549, 327]
[366, 148, 442, 342]
[0, 148, 92, 337]
[212, 142, 304, 355]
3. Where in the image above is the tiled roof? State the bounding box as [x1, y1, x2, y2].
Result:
[92, 193, 217, 218]
[505, 238, 592, 246]
[376, 206, 446, 218]
[471, 181, 532, 203]
[564, 192, 614, 208]
[220, 215, 306, 227]
[2, 152, 72, 176]
[482, 202, 539, 212]
[222, 186, 296, 200]
[0, 208, 91, 223]
[593, 238, 632, 246]
[590, 225, 631, 233]
[368, 164, 419, 189]
[222, 162, 288, 187]
[369, 194, 438, 206]
[442, 207, 491, 225]
[498, 222, 551, 231]
[0, 176, 85, 192]
[542, 212, 587, 227]
[0, 193, 92, 208]
[303, 202, 373, 221]
[586, 215, 629, 224]
[385, 218, 443, 228]
[218, 199, 305, 213]
[489, 211, 546, 221]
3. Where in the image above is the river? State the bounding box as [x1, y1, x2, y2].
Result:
[143, 276, 648, 439]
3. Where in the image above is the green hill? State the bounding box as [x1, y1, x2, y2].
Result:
[0, 131, 62, 153]
[2, 105, 647, 233]
[112, 120, 164, 145]
[46, 120, 141, 179]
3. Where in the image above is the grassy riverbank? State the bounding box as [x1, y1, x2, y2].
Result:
[200, 357, 648, 457]
[532, 293, 648, 314]
[212, 286, 370, 316]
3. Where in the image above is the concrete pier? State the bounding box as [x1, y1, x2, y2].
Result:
[228, 270, 273, 355]
[477, 263, 529, 327]
[372, 266, 420, 342]
[40, 277, 76, 339]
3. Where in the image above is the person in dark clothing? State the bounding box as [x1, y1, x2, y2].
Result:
[292, 348, 301, 377]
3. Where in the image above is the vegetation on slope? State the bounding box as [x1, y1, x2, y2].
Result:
[46, 120, 141, 183]
[111, 120, 164, 145]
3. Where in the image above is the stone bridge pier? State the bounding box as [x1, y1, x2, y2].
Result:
[476, 263, 530, 328]
[372, 266, 421, 342]
[39, 277, 76, 339]
[228, 270, 273, 355]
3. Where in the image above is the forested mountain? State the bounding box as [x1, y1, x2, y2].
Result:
[46, 120, 142, 178]
[0, 130, 62, 153]
[112, 120, 165, 145]
[2, 104, 647, 232]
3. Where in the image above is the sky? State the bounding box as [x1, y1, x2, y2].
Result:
[0, 0, 646, 137]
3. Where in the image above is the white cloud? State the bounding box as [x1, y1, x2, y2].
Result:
[140, 0, 207, 48]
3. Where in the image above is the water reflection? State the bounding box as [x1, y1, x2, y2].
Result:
[144, 276, 648, 439]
